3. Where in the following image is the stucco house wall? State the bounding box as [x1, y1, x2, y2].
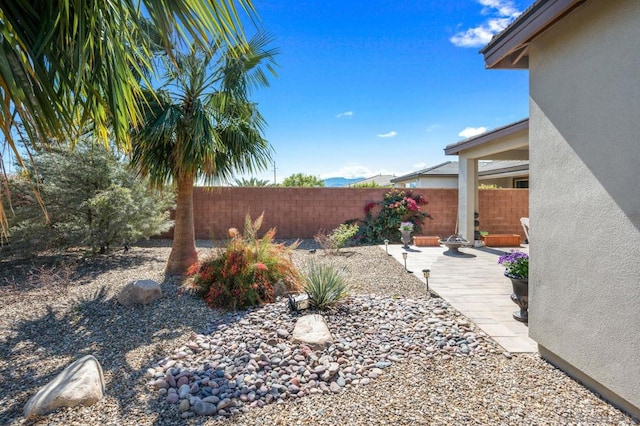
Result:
[528, 0, 640, 415]
[415, 175, 458, 188]
[393, 175, 521, 189]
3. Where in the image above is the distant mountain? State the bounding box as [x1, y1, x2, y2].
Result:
[323, 177, 365, 187]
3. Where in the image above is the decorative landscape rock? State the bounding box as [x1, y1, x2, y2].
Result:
[147, 296, 501, 419]
[24, 355, 105, 419]
[291, 314, 333, 350]
[116, 279, 162, 306]
[2, 244, 632, 425]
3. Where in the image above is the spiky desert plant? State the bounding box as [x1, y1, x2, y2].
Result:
[303, 261, 348, 310]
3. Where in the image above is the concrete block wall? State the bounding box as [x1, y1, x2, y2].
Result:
[478, 189, 529, 236]
[163, 187, 528, 241]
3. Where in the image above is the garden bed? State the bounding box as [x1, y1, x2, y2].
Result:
[0, 241, 633, 425]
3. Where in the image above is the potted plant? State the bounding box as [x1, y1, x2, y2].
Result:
[498, 250, 529, 323]
[399, 221, 414, 248]
[475, 230, 489, 247]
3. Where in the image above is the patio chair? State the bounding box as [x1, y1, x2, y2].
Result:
[520, 217, 530, 244]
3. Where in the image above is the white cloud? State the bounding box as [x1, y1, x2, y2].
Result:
[479, 0, 520, 18]
[425, 124, 440, 133]
[450, 0, 521, 48]
[412, 162, 427, 169]
[377, 131, 397, 138]
[320, 165, 373, 179]
[450, 18, 512, 47]
[320, 165, 410, 179]
[458, 126, 487, 138]
[336, 111, 354, 118]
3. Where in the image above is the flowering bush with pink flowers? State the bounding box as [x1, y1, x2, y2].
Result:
[356, 189, 432, 243]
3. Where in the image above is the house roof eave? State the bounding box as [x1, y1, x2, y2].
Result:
[478, 165, 529, 176]
[481, 0, 588, 70]
[444, 118, 529, 156]
[390, 161, 456, 182]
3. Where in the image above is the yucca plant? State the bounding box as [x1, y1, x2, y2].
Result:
[303, 261, 349, 310]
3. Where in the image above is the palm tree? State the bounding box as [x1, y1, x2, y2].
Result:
[0, 0, 258, 237]
[234, 177, 272, 187]
[131, 34, 277, 275]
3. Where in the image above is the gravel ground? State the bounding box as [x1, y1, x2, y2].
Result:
[0, 241, 636, 425]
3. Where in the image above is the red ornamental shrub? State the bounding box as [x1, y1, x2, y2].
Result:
[184, 213, 302, 309]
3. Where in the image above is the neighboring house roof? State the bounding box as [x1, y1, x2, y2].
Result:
[349, 174, 395, 187]
[481, 0, 588, 69]
[391, 160, 528, 183]
[391, 161, 458, 182]
[444, 118, 529, 155]
[479, 160, 529, 176]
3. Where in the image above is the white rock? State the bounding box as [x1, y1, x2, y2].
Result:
[24, 355, 105, 419]
[116, 279, 162, 306]
[291, 314, 333, 350]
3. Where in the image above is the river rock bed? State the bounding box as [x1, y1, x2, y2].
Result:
[0, 242, 636, 425]
[147, 295, 500, 419]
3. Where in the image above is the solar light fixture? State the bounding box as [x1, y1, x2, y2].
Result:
[422, 268, 430, 292]
[384, 239, 389, 255]
[288, 293, 310, 312]
[402, 252, 408, 271]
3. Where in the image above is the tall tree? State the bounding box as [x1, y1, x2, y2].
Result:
[131, 34, 277, 275]
[281, 173, 325, 187]
[0, 0, 258, 237]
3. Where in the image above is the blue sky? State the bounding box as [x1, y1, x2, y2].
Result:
[240, 0, 532, 182]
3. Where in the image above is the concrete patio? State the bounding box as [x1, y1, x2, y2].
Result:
[384, 242, 537, 353]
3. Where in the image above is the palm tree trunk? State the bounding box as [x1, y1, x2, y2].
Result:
[166, 174, 198, 275]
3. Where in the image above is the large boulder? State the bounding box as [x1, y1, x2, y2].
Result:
[116, 279, 162, 306]
[24, 355, 105, 419]
[291, 314, 333, 350]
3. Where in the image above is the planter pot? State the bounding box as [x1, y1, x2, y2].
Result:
[413, 236, 440, 247]
[482, 234, 521, 247]
[400, 230, 412, 248]
[507, 274, 528, 323]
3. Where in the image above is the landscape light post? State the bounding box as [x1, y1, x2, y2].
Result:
[422, 269, 430, 293]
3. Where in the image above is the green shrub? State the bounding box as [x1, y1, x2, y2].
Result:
[356, 189, 432, 243]
[184, 213, 302, 310]
[303, 261, 348, 310]
[280, 173, 324, 187]
[314, 223, 359, 254]
[3, 141, 173, 256]
[351, 181, 382, 188]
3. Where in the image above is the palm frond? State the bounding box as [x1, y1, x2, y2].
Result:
[131, 32, 276, 186]
[0, 0, 259, 237]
